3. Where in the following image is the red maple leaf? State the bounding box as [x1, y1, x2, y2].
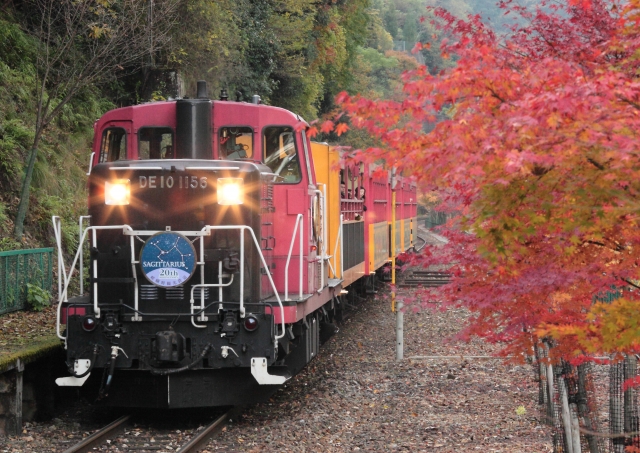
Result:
[335, 123, 349, 136]
[320, 120, 334, 134]
[306, 126, 319, 139]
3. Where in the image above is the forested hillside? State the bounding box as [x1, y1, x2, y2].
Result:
[0, 0, 485, 249]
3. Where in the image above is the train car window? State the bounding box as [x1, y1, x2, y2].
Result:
[263, 126, 301, 183]
[99, 128, 127, 163]
[138, 127, 174, 160]
[219, 127, 253, 160]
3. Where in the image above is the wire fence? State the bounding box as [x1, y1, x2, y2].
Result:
[420, 211, 457, 230]
[0, 248, 53, 315]
[534, 345, 640, 453]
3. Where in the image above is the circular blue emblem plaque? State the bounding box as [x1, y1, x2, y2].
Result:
[140, 232, 197, 287]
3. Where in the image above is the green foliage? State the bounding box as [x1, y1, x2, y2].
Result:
[0, 18, 36, 71]
[366, 8, 394, 51]
[168, 0, 374, 120]
[359, 48, 399, 93]
[0, 200, 7, 230]
[26, 283, 50, 312]
[383, 5, 399, 39]
[0, 14, 107, 249]
[402, 16, 417, 44]
[0, 235, 20, 252]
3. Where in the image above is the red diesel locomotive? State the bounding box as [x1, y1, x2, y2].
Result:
[53, 82, 417, 408]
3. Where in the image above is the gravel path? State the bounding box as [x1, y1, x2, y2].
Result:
[202, 284, 552, 452]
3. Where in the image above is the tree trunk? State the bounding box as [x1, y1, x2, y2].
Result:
[13, 145, 39, 239]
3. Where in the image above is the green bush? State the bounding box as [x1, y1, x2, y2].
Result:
[26, 282, 50, 311]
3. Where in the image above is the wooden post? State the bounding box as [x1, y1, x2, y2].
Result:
[559, 376, 575, 453]
[537, 345, 549, 407]
[545, 345, 556, 426]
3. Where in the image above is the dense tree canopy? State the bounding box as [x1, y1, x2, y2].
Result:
[0, 0, 481, 246]
[330, 0, 640, 361]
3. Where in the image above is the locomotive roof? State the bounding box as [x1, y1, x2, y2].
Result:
[95, 99, 307, 130]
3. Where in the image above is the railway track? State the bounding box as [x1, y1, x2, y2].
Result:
[61, 407, 238, 453]
[398, 269, 451, 288]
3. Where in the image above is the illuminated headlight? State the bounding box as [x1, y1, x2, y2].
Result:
[217, 178, 244, 205]
[105, 180, 130, 205]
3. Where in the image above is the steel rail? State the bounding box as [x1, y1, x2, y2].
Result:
[62, 414, 131, 453]
[62, 407, 237, 453]
[178, 407, 239, 452]
[414, 235, 428, 252]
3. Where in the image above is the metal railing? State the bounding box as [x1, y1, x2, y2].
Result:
[284, 214, 304, 301]
[0, 248, 53, 315]
[52, 217, 286, 342]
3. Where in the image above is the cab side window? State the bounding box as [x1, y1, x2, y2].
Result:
[219, 127, 253, 160]
[99, 128, 126, 163]
[263, 126, 301, 183]
[139, 127, 174, 159]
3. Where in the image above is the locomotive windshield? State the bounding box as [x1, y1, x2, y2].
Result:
[138, 127, 174, 159]
[100, 128, 127, 162]
[263, 126, 301, 183]
[219, 127, 253, 160]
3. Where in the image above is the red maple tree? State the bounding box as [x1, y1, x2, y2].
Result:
[332, 0, 640, 360]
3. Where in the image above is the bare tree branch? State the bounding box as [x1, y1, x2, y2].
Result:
[14, 0, 178, 238]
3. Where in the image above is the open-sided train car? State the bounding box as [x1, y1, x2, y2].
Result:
[53, 82, 416, 408]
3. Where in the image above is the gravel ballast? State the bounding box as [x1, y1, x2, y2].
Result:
[202, 283, 552, 452]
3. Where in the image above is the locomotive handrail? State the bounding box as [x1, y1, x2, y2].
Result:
[109, 166, 164, 171]
[199, 225, 286, 340]
[78, 215, 91, 296]
[52, 216, 65, 341]
[119, 300, 274, 317]
[188, 261, 234, 328]
[189, 276, 235, 328]
[52, 220, 286, 342]
[284, 214, 304, 301]
[52, 219, 136, 341]
[340, 214, 344, 277]
[314, 185, 328, 293]
[184, 166, 240, 171]
[330, 214, 344, 279]
[86, 152, 95, 176]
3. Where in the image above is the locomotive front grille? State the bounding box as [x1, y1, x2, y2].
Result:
[140, 284, 210, 301]
[165, 285, 185, 300]
[190, 287, 210, 301]
[140, 285, 158, 300]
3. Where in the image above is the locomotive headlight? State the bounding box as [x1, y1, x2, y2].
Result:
[217, 178, 244, 205]
[105, 180, 130, 205]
